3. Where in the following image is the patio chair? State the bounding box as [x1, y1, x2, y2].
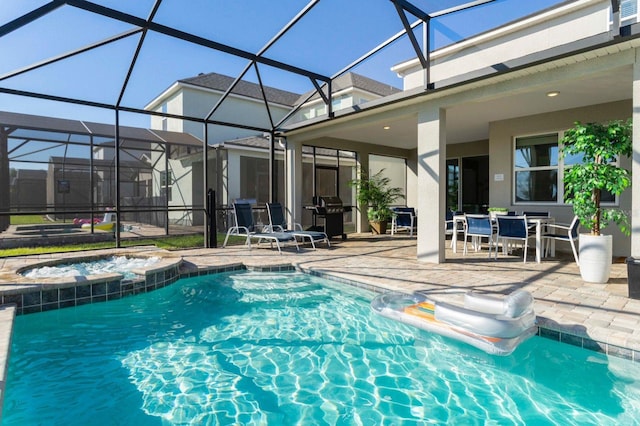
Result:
[223, 202, 299, 254]
[266, 202, 330, 249]
[495, 215, 535, 262]
[463, 214, 496, 257]
[445, 210, 464, 248]
[542, 215, 580, 265]
[391, 207, 417, 237]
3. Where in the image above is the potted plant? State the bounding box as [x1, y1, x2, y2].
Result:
[561, 119, 632, 283]
[487, 207, 509, 218]
[349, 169, 404, 234]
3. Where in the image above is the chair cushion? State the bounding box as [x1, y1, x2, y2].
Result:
[294, 231, 326, 240]
[256, 231, 295, 242]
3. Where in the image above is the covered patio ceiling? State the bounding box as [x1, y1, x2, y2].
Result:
[286, 38, 634, 149]
[0, 0, 568, 134]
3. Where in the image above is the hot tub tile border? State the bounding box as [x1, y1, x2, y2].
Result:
[3, 263, 182, 315]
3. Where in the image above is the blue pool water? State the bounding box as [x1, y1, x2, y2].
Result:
[4, 271, 640, 425]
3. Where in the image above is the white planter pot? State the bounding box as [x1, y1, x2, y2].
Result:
[578, 234, 612, 283]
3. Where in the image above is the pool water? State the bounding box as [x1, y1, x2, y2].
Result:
[4, 271, 640, 425]
[20, 255, 160, 280]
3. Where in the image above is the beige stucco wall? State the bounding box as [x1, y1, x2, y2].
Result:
[489, 99, 632, 256]
[181, 88, 291, 144]
[397, 0, 607, 90]
[446, 140, 489, 158]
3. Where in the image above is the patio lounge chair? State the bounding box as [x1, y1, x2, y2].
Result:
[223, 202, 299, 254]
[266, 202, 330, 249]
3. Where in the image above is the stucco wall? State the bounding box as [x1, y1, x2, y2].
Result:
[489, 99, 632, 256]
[399, 0, 607, 90]
[181, 88, 291, 144]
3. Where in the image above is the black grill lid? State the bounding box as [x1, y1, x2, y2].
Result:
[319, 196, 343, 206]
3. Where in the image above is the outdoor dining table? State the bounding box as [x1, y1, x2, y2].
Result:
[451, 214, 555, 263]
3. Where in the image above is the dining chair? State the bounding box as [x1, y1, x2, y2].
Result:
[391, 207, 417, 237]
[542, 215, 580, 265]
[463, 214, 495, 257]
[445, 210, 464, 248]
[495, 215, 535, 262]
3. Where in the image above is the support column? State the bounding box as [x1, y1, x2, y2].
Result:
[285, 137, 302, 227]
[416, 106, 446, 263]
[0, 129, 9, 232]
[631, 52, 640, 257]
[355, 152, 369, 233]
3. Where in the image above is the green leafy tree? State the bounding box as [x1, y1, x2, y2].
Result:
[349, 169, 404, 222]
[561, 119, 632, 236]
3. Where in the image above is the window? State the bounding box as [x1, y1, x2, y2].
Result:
[514, 133, 617, 204]
[514, 134, 558, 202]
[240, 156, 269, 203]
[621, 0, 638, 24]
[161, 103, 168, 131]
[612, 0, 638, 26]
[160, 170, 172, 202]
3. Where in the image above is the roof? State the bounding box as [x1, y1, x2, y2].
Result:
[0, 111, 203, 147]
[179, 72, 301, 107]
[296, 72, 402, 104]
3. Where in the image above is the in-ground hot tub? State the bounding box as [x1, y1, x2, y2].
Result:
[20, 255, 161, 280]
[8, 251, 183, 314]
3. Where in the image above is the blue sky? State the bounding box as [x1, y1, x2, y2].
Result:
[0, 0, 566, 128]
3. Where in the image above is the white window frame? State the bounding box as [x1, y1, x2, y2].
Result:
[513, 132, 619, 206]
[513, 132, 560, 205]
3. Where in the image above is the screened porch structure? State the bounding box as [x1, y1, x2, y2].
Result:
[0, 110, 205, 244]
[4, 0, 640, 263]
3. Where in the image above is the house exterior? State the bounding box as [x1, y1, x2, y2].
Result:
[281, 0, 640, 262]
[145, 71, 402, 227]
[291, 73, 402, 122]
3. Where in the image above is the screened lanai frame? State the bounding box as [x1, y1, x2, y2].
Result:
[0, 110, 206, 245]
[0, 0, 577, 248]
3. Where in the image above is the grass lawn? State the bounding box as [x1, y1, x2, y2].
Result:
[0, 233, 246, 257]
[10, 215, 51, 225]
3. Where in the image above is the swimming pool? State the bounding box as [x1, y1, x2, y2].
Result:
[4, 271, 640, 425]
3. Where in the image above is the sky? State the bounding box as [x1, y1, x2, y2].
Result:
[0, 0, 567, 128]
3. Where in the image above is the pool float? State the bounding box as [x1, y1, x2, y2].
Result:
[80, 212, 116, 232]
[371, 289, 537, 356]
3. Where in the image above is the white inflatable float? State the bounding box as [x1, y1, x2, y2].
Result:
[371, 289, 537, 356]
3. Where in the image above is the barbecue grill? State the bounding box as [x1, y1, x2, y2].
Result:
[309, 196, 351, 240]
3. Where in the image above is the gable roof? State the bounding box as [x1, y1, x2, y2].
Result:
[296, 72, 402, 104]
[179, 72, 301, 107]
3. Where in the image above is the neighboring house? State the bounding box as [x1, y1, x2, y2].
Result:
[145, 71, 402, 226]
[0, 111, 201, 228]
[145, 72, 300, 145]
[291, 73, 402, 122]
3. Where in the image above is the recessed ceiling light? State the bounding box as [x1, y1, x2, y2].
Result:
[546, 91, 560, 97]
[383, 126, 390, 130]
